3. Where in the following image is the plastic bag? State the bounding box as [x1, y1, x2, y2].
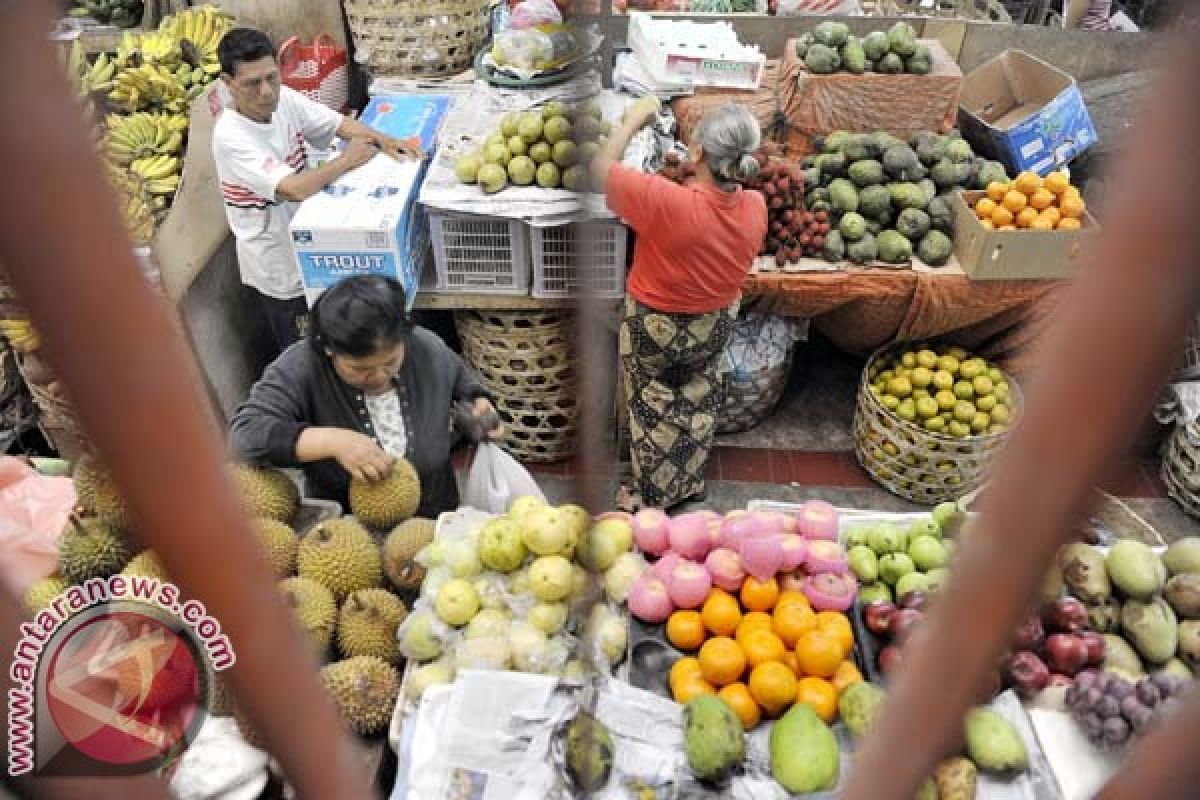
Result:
[491, 25, 578, 71]
[511, 0, 562, 29]
[463, 442, 544, 515]
[396, 604, 457, 663]
[0, 457, 76, 597]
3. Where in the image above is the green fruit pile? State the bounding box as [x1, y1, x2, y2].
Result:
[70, 0, 145, 29]
[796, 22, 932, 76]
[454, 100, 607, 195]
[868, 344, 1018, 438]
[803, 129, 1009, 266]
[847, 502, 965, 604]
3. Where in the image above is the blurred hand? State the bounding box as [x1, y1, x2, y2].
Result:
[340, 137, 378, 169]
[382, 135, 424, 162]
[623, 96, 661, 130]
[329, 429, 393, 482]
[473, 396, 506, 442]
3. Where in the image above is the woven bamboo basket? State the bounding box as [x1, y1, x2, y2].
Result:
[454, 310, 578, 463]
[1177, 315, 1200, 380]
[343, 0, 490, 79]
[853, 343, 1022, 504]
[718, 354, 795, 435]
[1162, 426, 1200, 518]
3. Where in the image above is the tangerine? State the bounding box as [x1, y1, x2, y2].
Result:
[735, 611, 774, 644]
[794, 630, 845, 678]
[1014, 171, 1043, 195]
[990, 205, 1014, 227]
[974, 197, 997, 220]
[672, 673, 716, 704]
[742, 628, 787, 668]
[814, 611, 854, 657]
[1002, 190, 1028, 214]
[669, 656, 702, 693]
[700, 590, 742, 637]
[979, 218, 995, 231]
[666, 610, 707, 651]
[776, 589, 810, 611]
[1060, 195, 1086, 219]
[832, 660, 864, 694]
[717, 682, 761, 730]
[998, 224, 1017, 230]
[985, 181, 1009, 203]
[740, 576, 780, 612]
[773, 602, 817, 648]
[1015, 207, 1038, 228]
[1057, 217, 1082, 230]
[1040, 206, 1062, 227]
[782, 650, 801, 676]
[698, 636, 746, 687]
[1043, 170, 1070, 195]
[1029, 187, 1055, 211]
[793, 676, 839, 723]
[748, 661, 797, 716]
[1031, 214, 1055, 232]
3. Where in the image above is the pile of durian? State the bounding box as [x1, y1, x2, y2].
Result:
[24, 455, 434, 740]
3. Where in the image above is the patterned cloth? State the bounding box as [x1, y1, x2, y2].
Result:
[620, 295, 738, 509]
[364, 390, 409, 457]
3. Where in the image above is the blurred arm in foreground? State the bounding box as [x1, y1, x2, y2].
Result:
[844, 26, 1200, 800]
[0, 3, 373, 799]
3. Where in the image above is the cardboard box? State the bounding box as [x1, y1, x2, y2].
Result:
[628, 12, 766, 90]
[952, 190, 1098, 281]
[958, 50, 1098, 176]
[289, 94, 450, 308]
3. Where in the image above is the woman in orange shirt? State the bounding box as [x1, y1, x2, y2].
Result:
[592, 102, 768, 511]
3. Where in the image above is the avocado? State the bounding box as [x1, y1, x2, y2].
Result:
[805, 43, 842, 74]
[846, 232, 878, 264]
[877, 52, 904, 74]
[821, 131, 852, 154]
[839, 212, 868, 242]
[918, 178, 938, 205]
[896, 208, 931, 240]
[822, 229, 845, 262]
[829, 178, 860, 213]
[974, 161, 1009, 190]
[906, 43, 933, 75]
[862, 31, 890, 61]
[877, 230, 913, 264]
[883, 145, 923, 181]
[848, 160, 885, 187]
[944, 138, 975, 164]
[841, 37, 867, 74]
[858, 184, 892, 218]
[887, 21, 918, 58]
[918, 230, 953, 266]
[927, 196, 954, 233]
[931, 159, 971, 189]
[814, 152, 847, 179]
[888, 182, 927, 210]
[842, 134, 873, 163]
[813, 21, 850, 48]
[794, 32, 814, 60]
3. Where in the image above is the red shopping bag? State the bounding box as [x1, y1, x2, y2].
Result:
[278, 34, 349, 113]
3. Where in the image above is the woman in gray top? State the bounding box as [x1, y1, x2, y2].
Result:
[229, 275, 502, 517]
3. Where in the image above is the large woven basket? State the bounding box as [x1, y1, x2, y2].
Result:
[719, 354, 795, 435]
[343, 0, 490, 79]
[1177, 315, 1200, 381]
[853, 343, 1022, 504]
[455, 310, 577, 464]
[1162, 424, 1200, 518]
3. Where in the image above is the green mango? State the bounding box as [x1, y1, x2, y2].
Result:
[1106, 540, 1166, 601]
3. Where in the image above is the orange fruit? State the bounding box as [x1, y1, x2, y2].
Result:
[990, 206, 1014, 227]
[794, 676, 839, 723]
[1014, 171, 1042, 195]
[698, 636, 747, 687]
[999, 224, 1017, 231]
[666, 610, 707, 651]
[974, 197, 997, 220]
[1057, 217, 1082, 230]
[794, 630, 845, 678]
[1002, 190, 1028, 214]
[776, 590, 810, 611]
[673, 673, 716, 704]
[1015, 207, 1038, 229]
[1030, 187, 1055, 211]
[748, 661, 798, 716]
[701, 590, 742, 637]
[1060, 194, 1086, 219]
[1040, 206, 1062, 227]
[741, 628, 787, 668]
[814, 611, 854, 658]
[740, 576, 780, 612]
[979, 218, 995, 231]
[985, 181, 1009, 203]
[773, 602, 817, 648]
[718, 682, 761, 730]
[832, 660, 864, 694]
[1043, 170, 1070, 195]
[736, 611, 773, 643]
[669, 656, 702, 692]
[782, 650, 801, 676]
[1031, 214, 1055, 232]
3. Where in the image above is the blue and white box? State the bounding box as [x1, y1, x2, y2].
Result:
[289, 95, 451, 309]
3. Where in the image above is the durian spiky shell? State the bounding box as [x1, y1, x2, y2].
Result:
[337, 588, 407, 664]
[253, 517, 298, 577]
[296, 518, 383, 602]
[277, 576, 337, 655]
[349, 458, 420, 529]
[231, 464, 299, 523]
[319, 655, 400, 736]
[382, 517, 436, 591]
[58, 518, 132, 583]
[73, 456, 131, 528]
[121, 551, 171, 581]
[24, 576, 70, 613]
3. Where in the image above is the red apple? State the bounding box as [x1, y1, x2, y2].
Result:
[863, 600, 896, 637]
[1044, 633, 1089, 676]
[1005, 651, 1051, 694]
[878, 645, 904, 675]
[1078, 631, 1106, 666]
[1012, 612, 1045, 652]
[888, 609, 924, 644]
[1041, 597, 1088, 634]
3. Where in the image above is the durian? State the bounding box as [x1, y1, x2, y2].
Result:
[24, 575, 69, 613]
[121, 551, 171, 581]
[297, 518, 383, 601]
[319, 655, 400, 735]
[232, 464, 299, 522]
[278, 576, 337, 654]
[59, 517, 132, 583]
[337, 588, 407, 664]
[253, 517, 298, 577]
[349, 458, 421, 529]
[73, 455, 130, 528]
[383, 517, 436, 591]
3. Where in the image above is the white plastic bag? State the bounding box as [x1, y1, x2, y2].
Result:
[463, 443, 544, 515]
[511, 0, 562, 29]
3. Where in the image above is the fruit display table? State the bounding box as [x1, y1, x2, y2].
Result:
[743, 267, 1063, 375]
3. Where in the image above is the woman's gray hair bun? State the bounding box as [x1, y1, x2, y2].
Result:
[694, 104, 762, 190]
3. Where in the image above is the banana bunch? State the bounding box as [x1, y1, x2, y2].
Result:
[106, 112, 187, 166]
[108, 62, 187, 113]
[0, 318, 40, 355]
[130, 154, 183, 196]
[104, 165, 158, 245]
[161, 5, 235, 68]
[83, 51, 118, 94]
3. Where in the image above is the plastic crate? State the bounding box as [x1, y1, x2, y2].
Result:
[428, 209, 531, 294]
[530, 221, 628, 299]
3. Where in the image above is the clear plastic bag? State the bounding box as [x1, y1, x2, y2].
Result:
[396, 604, 457, 663]
[491, 28, 555, 71]
[463, 442, 545, 515]
[511, 0, 562, 29]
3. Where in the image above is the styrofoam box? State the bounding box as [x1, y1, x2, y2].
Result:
[627, 12, 766, 91]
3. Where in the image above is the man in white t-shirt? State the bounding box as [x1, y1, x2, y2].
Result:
[213, 28, 422, 359]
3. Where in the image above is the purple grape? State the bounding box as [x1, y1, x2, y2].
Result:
[1102, 716, 1131, 746]
[1152, 674, 1175, 696]
[1120, 695, 1146, 720]
[1126, 704, 1155, 733]
[1165, 676, 1189, 697]
[1108, 678, 1134, 701]
[1097, 695, 1120, 718]
[1084, 711, 1104, 738]
[1066, 684, 1082, 708]
[1092, 672, 1112, 693]
[1083, 687, 1104, 710]
[1136, 679, 1162, 708]
[1075, 670, 1098, 691]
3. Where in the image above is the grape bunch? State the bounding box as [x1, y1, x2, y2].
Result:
[1065, 669, 1190, 749]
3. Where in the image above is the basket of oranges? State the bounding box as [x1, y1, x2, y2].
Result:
[951, 169, 1099, 280]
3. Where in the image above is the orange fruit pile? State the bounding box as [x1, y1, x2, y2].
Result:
[665, 579, 861, 727]
[975, 170, 1085, 232]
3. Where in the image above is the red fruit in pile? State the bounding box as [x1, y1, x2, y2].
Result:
[889, 608, 924, 644]
[1042, 598, 1088, 634]
[863, 600, 895, 636]
[878, 645, 904, 675]
[1044, 633, 1089, 676]
[1005, 650, 1051, 694]
[812, 235, 824, 248]
[770, 197, 783, 209]
[1012, 612, 1045, 652]
[778, 177, 791, 193]
[1079, 631, 1106, 666]
[814, 210, 828, 223]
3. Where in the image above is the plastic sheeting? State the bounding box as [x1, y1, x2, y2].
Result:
[0, 456, 75, 597]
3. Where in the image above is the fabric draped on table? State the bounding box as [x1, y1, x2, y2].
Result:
[619, 296, 738, 509]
